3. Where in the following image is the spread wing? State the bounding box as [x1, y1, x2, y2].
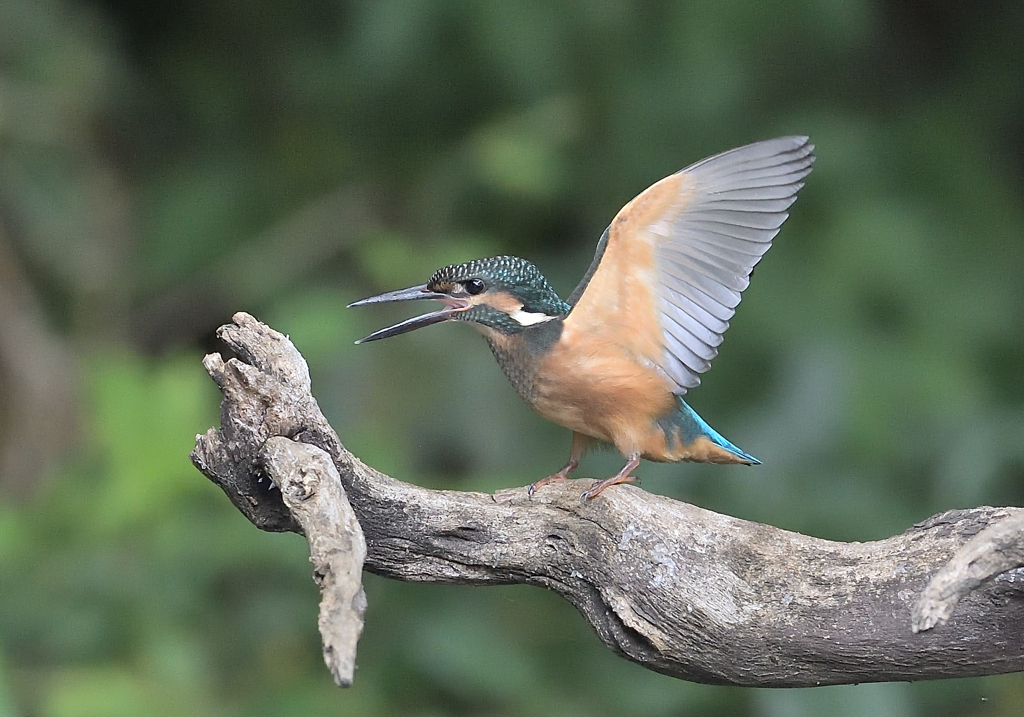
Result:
[564, 136, 815, 394]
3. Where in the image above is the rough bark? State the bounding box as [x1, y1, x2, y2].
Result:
[912, 510, 1024, 633]
[191, 312, 1024, 688]
[260, 437, 366, 687]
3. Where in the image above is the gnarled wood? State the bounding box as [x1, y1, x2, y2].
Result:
[260, 437, 366, 687]
[913, 510, 1024, 633]
[191, 312, 1024, 687]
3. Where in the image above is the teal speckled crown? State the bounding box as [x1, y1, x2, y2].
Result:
[428, 256, 570, 317]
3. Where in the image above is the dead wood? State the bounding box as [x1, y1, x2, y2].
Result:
[191, 312, 1024, 687]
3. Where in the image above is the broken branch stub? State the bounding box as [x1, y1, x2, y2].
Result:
[261, 437, 366, 687]
[913, 510, 1024, 632]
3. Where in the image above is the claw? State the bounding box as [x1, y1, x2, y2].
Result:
[527, 474, 563, 497]
[527, 457, 580, 498]
[579, 452, 642, 500]
[580, 474, 637, 500]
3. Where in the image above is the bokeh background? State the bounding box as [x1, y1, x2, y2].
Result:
[2, 1, 1023, 715]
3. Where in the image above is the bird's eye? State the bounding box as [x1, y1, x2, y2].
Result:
[464, 279, 486, 295]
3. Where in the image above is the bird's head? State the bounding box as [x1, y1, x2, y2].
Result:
[350, 255, 570, 343]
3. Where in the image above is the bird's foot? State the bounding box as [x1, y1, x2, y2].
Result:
[527, 459, 579, 498]
[580, 474, 637, 501]
[527, 473, 569, 498]
[579, 453, 642, 500]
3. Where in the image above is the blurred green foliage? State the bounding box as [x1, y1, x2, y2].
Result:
[1, 0, 1023, 714]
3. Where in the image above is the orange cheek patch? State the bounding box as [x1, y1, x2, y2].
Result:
[480, 292, 524, 314]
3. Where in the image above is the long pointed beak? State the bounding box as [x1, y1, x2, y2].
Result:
[348, 284, 466, 343]
[348, 284, 447, 307]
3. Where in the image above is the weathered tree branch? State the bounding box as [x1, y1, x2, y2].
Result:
[192, 312, 1024, 687]
[912, 510, 1024, 633]
[260, 437, 366, 686]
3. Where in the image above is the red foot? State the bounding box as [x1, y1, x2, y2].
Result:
[580, 474, 637, 500]
[527, 458, 579, 497]
[579, 453, 642, 500]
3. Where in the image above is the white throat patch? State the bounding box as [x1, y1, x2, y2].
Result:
[509, 308, 558, 326]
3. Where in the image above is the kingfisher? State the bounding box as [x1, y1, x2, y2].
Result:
[350, 136, 814, 498]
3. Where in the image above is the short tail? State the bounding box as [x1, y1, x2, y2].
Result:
[678, 400, 761, 465]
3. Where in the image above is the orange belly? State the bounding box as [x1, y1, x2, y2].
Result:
[482, 324, 748, 465]
[529, 330, 678, 457]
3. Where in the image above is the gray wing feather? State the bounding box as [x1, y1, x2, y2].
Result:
[655, 136, 815, 394]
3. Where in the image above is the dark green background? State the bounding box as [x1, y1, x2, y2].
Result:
[1, 1, 1022, 715]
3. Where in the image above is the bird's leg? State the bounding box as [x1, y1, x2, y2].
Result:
[527, 432, 588, 497]
[580, 452, 642, 500]
[526, 459, 577, 498]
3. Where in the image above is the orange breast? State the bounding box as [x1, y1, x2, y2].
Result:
[530, 328, 678, 458]
[534, 173, 701, 459]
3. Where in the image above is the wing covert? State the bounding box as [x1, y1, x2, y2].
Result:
[565, 136, 815, 394]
